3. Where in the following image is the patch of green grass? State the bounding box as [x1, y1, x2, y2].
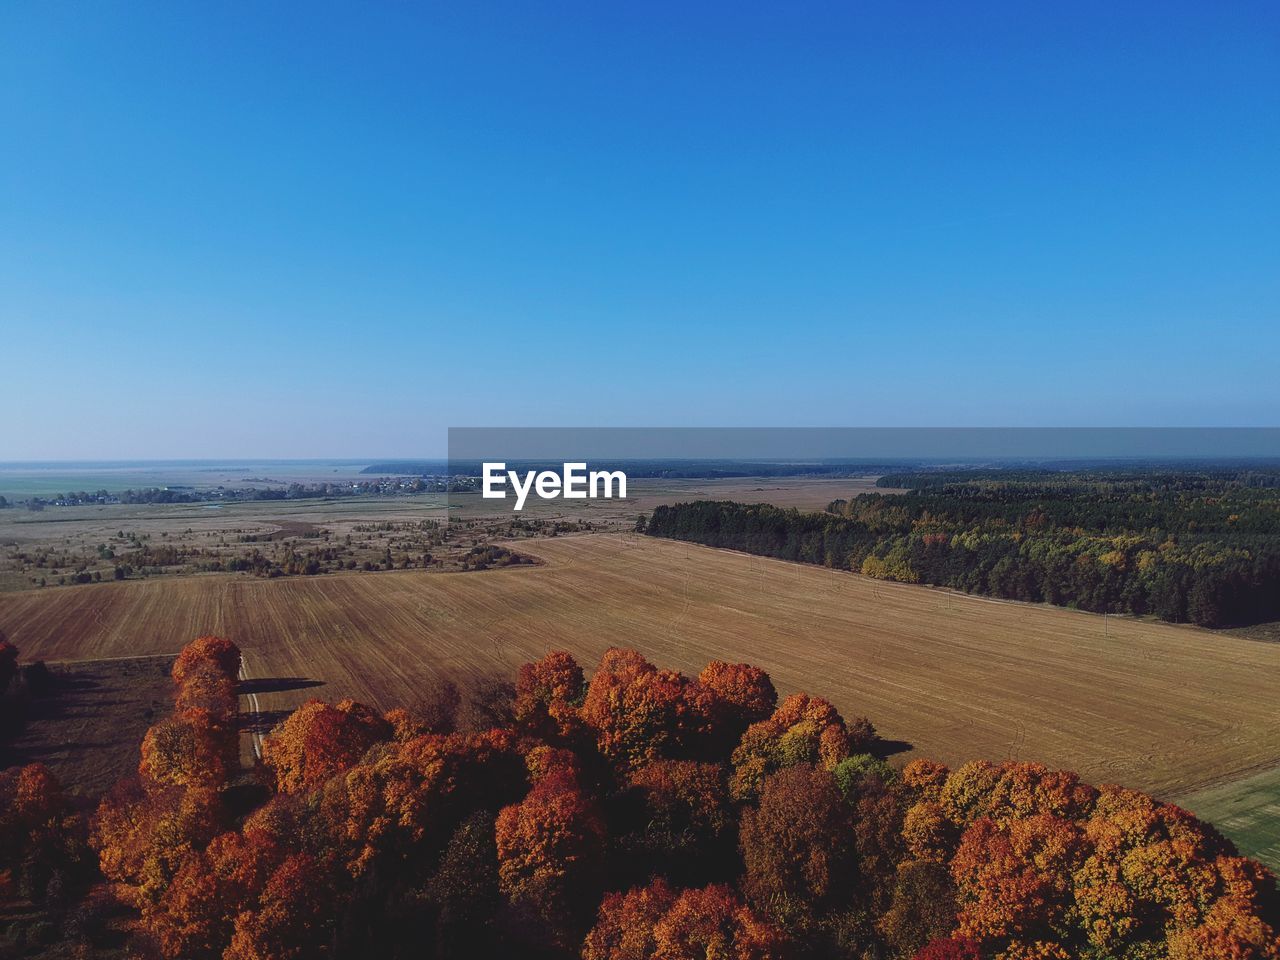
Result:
[1222, 620, 1280, 644]
[1177, 766, 1280, 872]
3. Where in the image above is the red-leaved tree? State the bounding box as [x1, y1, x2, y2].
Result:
[495, 768, 606, 948]
[171, 636, 241, 687]
[581, 649, 706, 773]
[584, 878, 786, 960]
[740, 763, 856, 930]
[262, 697, 391, 794]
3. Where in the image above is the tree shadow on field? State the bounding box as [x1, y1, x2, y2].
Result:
[237, 677, 325, 695]
[2, 670, 104, 766]
[238, 708, 295, 735]
[872, 738, 913, 760]
[2, 656, 174, 802]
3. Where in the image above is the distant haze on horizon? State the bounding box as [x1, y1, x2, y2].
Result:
[7, 423, 1280, 471]
[2, 2, 1277, 459]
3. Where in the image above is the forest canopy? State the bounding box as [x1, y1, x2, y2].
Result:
[643, 468, 1280, 628]
[1, 636, 1277, 959]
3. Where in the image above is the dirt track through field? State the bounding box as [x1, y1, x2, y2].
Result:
[2, 533, 1278, 798]
[238, 654, 265, 760]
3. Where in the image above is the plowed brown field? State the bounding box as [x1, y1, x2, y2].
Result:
[2, 533, 1277, 798]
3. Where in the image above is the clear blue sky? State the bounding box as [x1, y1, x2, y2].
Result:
[2, 2, 1277, 458]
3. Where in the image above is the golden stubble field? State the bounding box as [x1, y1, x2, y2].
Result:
[1, 532, 1277, 799]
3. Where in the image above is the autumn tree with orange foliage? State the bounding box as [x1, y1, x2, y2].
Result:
[900, 758, 950, 804]
[496, 767, 606, 948]
[90, 633, 244, 942]
[91, 779, 225, 909]
[914, 937, 981, 960]
[1166, 855, 1280, 960]
[142, 830, 282, 960]
[512, 650, 590, 748]
[901, 800, 955, 863]
[583, 877, 786, 960]
[582, 876, 678, 960]
[729, 692, 859, 800]
[261, 697, 391, 794]
[516, 649, 585, 714]
[41, 641, 1277, 959]
[223, 852, 342, 960]
[619, 758, 735, 887]
[697, 659, 777, 749]
[903, 759, 1280, 960]
[318, 726, 521, 877]
[581, 648, 711, 773]
[653, 884, 788, 960]
[174, 659, 239, 719]
[135, 634, 242, 791]
[171, 635, 241, 687]
[138, 707, 237, 788]
[950, 813, 1084, 950]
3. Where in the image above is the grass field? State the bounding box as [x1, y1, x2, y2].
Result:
[4, 656, 174, 804]
[1177, 767, 1280, 871]
[2, 532, 1278, 807]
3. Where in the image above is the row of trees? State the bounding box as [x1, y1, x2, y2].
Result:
[643, 469, 1280, 627]
[2, 636, 1270, 957]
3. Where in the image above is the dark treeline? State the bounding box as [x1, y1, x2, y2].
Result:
[643, 469, 1280, 628]
[877, 466, 1280, 493]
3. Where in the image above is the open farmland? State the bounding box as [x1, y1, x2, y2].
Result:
[0, 475, 887, 592]
[2, 532, 1278, 805]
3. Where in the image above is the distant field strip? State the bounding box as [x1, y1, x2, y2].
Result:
[1, 534, 1278, 799]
